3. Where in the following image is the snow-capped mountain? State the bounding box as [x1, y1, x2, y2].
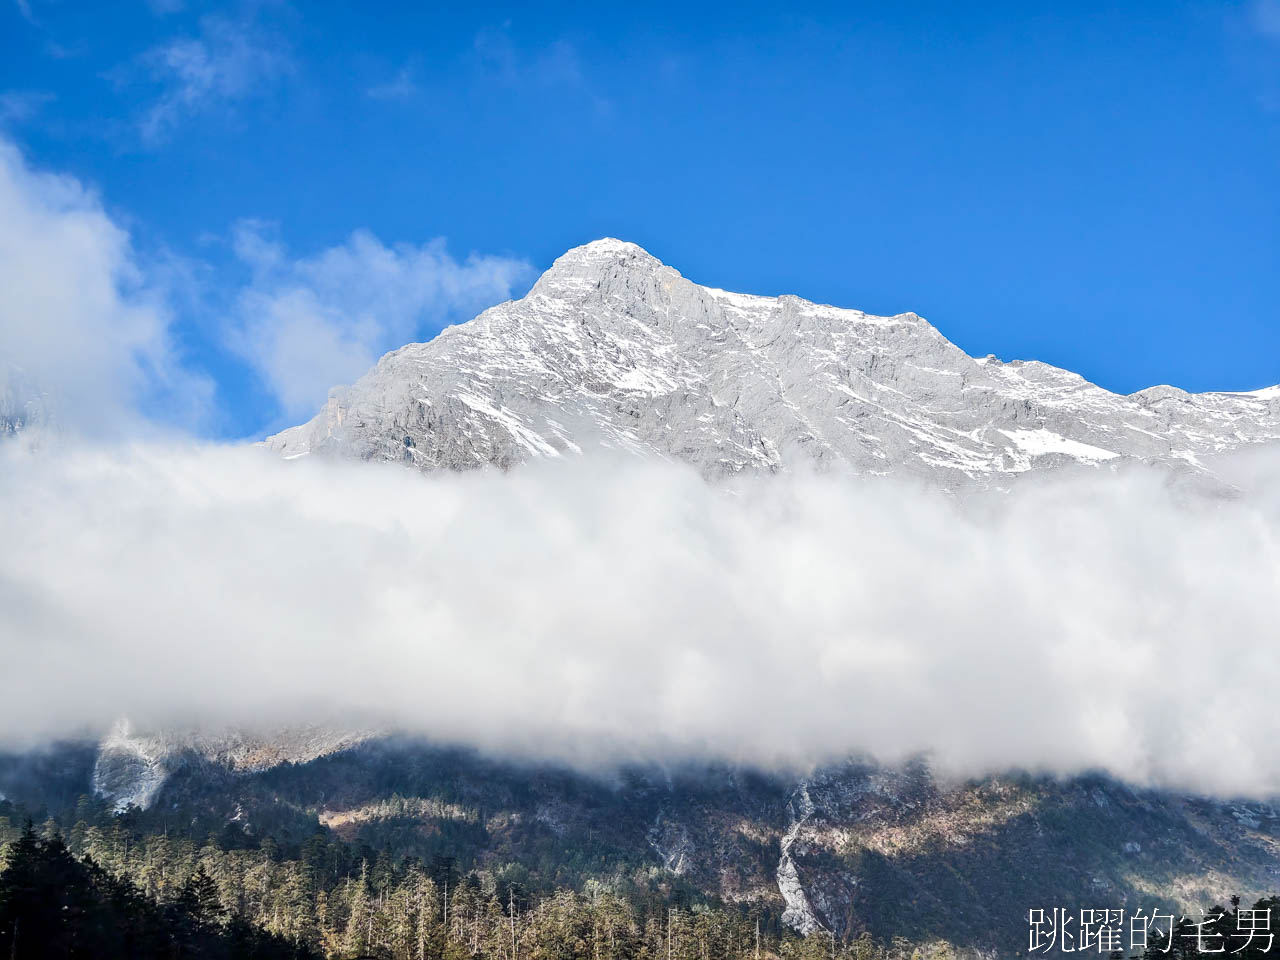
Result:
[33, 238, 1274, 954]
[266, 238, 1280, 483]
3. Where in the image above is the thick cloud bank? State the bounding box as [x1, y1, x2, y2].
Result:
[0, 139, 206, 434]
[2, 441, 1278, 796]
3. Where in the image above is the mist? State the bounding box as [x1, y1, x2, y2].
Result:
[2, 439, 1278, 797]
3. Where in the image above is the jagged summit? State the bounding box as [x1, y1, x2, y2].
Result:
[535, 237, 926, 330]
[560, 236, 655, 259]
[265, 239, 1280, 483]
[528, 237, 672, 301]
[540, 237, 666, 277]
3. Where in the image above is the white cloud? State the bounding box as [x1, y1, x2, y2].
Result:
[0, 137, 208, 434]
[473, 29, 583, 86]
[2, 441, 1280, 798]
[0, 90, 54, 125]
[137, 15, 290, 144]
[230, 222, 532, 423]
[0, 138, 528, 435]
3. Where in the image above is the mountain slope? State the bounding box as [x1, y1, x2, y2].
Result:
[9, 737, 1280, 956]
[266, 238, 1280, 483]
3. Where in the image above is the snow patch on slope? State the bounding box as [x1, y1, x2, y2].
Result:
[999, 428, 1120, 464]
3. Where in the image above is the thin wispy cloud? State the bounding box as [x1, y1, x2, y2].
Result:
[367, 65, 418, 101]
[10, 0, 81, 57]
[1240, 0, 1280, 111]
[470, 24, 609, 114]
[229, 221, 532, 423]
[0, 90, 54, 125]
[134, 15, 291, 144]
[473, 27, 583, 87]
[1254, 0, 1280, 37]
[144, 0, 185, 15]
[44, 39, 86, 60]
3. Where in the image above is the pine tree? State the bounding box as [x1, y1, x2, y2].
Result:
[178, 865, 226, 931]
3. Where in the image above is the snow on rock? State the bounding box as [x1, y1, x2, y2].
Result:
[265, 239, 1280, 486]
[777, 780, 825, 935]
[91, 720, 376, 812]
[92, 720, 175, 813]
[999, 428, 1120, 464]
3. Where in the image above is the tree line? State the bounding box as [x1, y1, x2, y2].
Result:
[0, 823, 313, 959]
[0, 803, 973, 960]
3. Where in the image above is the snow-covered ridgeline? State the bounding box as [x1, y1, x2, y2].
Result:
[265, 239, 1280, 485]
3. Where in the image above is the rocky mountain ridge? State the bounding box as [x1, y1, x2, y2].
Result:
[90, 720, 375, 813]
[266, 238, 1280, 485]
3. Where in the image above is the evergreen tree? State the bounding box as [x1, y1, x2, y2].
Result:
[0, 827, 315, 960]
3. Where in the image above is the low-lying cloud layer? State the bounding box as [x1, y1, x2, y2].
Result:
[3, 440, 1278, 797]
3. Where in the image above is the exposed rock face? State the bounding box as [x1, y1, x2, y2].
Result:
[778, 779, 824, 934]
[266, 238, 1280, 484]
[56, 738, 1280, 953]
[91, 721, 173, 813]
[91, 720, 375, 813]
[648, 811, 696, 877]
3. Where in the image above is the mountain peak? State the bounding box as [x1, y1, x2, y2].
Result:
[572, 237, 653, 258]
[529, 238, 673, 300]
[266, 241, 1280, 484]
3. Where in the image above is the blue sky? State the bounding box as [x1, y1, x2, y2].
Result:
[2, 0, 1278, 439]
